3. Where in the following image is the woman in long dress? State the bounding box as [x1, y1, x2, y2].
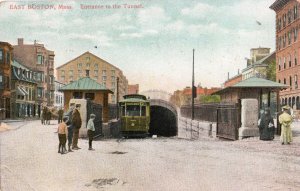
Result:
[258, 108, 275, 140]
[279, 105, 293, 145]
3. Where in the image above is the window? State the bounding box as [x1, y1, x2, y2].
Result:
[94, 63, 98, 69]
[279, 79, 281, 83]
[61, 70, 65, 76]
[290, 76, 293, 87]
[289, 54, 292, 67]
[295, 75, 298, 89]
[77, 63, 82, 69]
[37, 88, 43, 98]
[86, 57, 90, 62]
[36, 72, 43, 82]
[284, 57, 286, 69]
[288, 31, 291, 45]
[111, 76, 115, 81]
[102, 70, 106, 76]
[73, 92, 83, 99]
[94, 70, 98, 76]
[278, 58, 281, 71]
[102, 76, 107, 81]
[283, 14, 286, 27]
[111, 70, 115, 75]
[288, 9, 292, 23]
[295, 52, 298, 65]
[85, 93, 95, 100]
[294, 5, 298, 20]
[86, 63, 90, 69]
[6, 52, 10, 64]
[69, 70, 73, 76]
[37, 55, 43, 65]
[294, 28, 298, 42]
[284, 78, 286, 84]
[0, 49, 3, 62]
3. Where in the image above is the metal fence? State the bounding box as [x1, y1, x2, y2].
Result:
[180, 103, 219, 122]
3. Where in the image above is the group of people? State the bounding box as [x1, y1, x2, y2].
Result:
[57, 103, 96, 154]
[41, 107, 52, 125]
[258, 105, 293, 145]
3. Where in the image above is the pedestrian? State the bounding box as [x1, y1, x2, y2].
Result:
[87, 114, 96, 150]
[72, 104, 82, 150]
[279, 105, 293, 145]
[258, 107, 275, 140]
[58, 116, 68, 154]
[66, 103, 75, 152]
[41, 107, 47, 125]
[47, 109, 52, 125]
[57, 107, 64, 124]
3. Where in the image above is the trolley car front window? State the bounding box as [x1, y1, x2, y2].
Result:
[126, 105, 140, 116]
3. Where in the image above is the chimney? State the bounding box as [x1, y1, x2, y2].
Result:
[227, 72, 229, 80]
[86, 70, 90, 77]
[18, 38, 24, 46]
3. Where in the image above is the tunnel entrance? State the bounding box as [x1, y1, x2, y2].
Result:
[149, 106, 177, 137]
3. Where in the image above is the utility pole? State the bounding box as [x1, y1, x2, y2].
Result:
[116, 77, 119, 119]
[192, 49, 195, 120]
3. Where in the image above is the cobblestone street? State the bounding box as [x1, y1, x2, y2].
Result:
[1, 120, 300, 191]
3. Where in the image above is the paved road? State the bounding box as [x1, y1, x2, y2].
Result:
[1, 120, 300, 191]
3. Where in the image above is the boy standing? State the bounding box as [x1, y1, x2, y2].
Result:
[58, 116, 68, 154]
[87, 114, 96, 150]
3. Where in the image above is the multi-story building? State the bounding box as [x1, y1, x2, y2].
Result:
[128, 84, 139, 94]
[0, 41, 13, 119]
[242, 51, 276, 81]
[56, 51, 128, 103]
[11, 60, 38, 118]
[13, 38, 55, 111]
[270, 0, 300, 109]
[54, 80, 65, 109]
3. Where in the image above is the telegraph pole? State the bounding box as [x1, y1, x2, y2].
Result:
[116, 77, 119, 119]
[192, 49, 195, 120]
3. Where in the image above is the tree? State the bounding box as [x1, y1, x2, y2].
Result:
[198, 95, 220, 103]
[266, 60, 276, 82]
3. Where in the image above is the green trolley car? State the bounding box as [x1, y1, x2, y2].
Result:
[119, 94, 150, 137]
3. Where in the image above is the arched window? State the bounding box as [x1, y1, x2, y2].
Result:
[289, 54, 292, 67]
[295, 51, 298, 65]
[295, 75, 298, 89]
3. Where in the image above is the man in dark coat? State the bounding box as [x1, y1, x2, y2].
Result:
[41, 107, 47, 125]
[72, 104, 82, 150]
[66, 103, 75, 152]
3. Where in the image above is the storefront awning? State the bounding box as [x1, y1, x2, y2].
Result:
[16, 87, 26, 96]
[20, 87, 28, 95]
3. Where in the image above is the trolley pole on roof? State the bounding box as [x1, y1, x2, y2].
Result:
[192, 49, 195, 120]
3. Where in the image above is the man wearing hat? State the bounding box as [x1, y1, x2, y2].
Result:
[279, 105, 293, 145]
[72, 104, 82, 149]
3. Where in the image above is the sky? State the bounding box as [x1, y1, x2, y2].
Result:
[0, 0, 276, 93]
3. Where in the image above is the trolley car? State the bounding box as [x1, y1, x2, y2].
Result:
[119, 94, 150, 137]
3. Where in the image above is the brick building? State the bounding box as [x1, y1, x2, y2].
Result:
[128, 84, 139, 94]
[0, 41, 13, 119]
[56, 52, 128, 104]
[224, 74, 243, 88]
[270, 0, 300, 109]
[13, 38, 55, 111]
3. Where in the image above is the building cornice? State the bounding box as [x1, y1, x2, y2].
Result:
[270, 0, 290, 11]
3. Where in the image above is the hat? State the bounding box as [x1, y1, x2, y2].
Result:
[282, 105, 290, 110]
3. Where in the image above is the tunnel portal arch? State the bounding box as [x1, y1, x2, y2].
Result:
[149, 99, 178, 137]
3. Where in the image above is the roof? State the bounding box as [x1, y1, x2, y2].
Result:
[269, 0, 289, 11]
[56, 51, 122, 72]
[11, 60, 37, 84]
[242, 51, 275, 72]
[119, 98, 149, 103]
[214, 77, 289, 94]
[12, 60, 30, 70]
[59, 77, 113, 93]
